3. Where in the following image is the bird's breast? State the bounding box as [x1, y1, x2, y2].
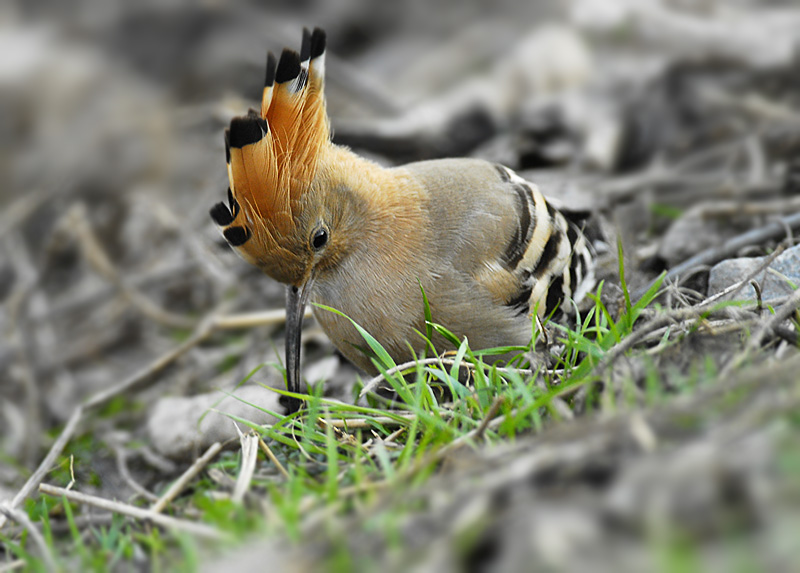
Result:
[309, 233, 432, 373]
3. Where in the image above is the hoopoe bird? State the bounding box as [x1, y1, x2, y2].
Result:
[210, 28, 595, 401]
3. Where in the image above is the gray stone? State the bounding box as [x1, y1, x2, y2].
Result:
[660, 206, 741, 267]
[707, 244, 800, 302]
[146, 385, 284, 460]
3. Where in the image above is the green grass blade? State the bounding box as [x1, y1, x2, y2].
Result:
[419, 280, 434, 343]
[314, 303, 396, 370]
[632, 271, 665, 316]
[324, 408, 339, 503]
[618, 237, 632, 320]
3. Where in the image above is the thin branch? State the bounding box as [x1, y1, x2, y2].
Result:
[212, 308, 311, 330]
[382, 426, 407, 446]
[81, 304, 294, 413]
[68, 204, 195, 329]
[772, 324, 799, 346]
[697, 244, 785, 307]
[111, 443, 159, 503]
[0, 559, 26, 572]
[318, 413, 417, 429]
[723, 287, 800, 375]
[436, 412, 510, 457]
[0, 406, 83, 531]
[640, 318, 757, 353]
[4, 514, 114, 538]
[29, 261, 197, 325]
[83, 315, 218, 411]
[0, 505, 59, 572]
[149, 442, 223, 514]
[573, 249, 795, 408]
[138, 446, 178, 474]
[258, 438, 290, 479]
[0, 179, 72, 242]
[39, 484, 223, 540]
[473, 397, 505, 442]
[359, 358, 445, 396]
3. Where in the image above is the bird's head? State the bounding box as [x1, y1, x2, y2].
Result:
[210, 28, 336, 402]
[210, 27, 332, 289]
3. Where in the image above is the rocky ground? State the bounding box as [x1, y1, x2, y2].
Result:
[2, 0, 800, 571]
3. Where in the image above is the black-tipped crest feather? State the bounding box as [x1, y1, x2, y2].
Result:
[224, 226, 251, 247]
[300, 28, 311, 61]
[264, 51, 277, 87]
[224, 129, 231, 163]
[229, 117, 268, 148]
[310, 28, 326, 59]
[275, 49, 301, 83]
[210, 202, 234, 226]
[226, 188, 240, 217]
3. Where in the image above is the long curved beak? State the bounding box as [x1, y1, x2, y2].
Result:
[284, 282, 311, 403]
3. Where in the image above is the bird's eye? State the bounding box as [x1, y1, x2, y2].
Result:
[311, 227, 328, 250]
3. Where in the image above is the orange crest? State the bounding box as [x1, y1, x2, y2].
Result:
[210, 27, 330, 284]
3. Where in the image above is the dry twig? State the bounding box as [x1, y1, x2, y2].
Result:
[0, 560, 26, 572]
[319, 413, 416, 430]
[0, 407, 83, 532]
[473, 397, 506, 442]
[232, 429, 259, 504]
[68, 203, 196, 330]
[110, 439, 159, 503]
[212, 308, 311, 330]
[0, 505, 59, 571]
[722, 287, 800, 375]
[258, 438, 290, 479]
[150, 442, 223, 514]
[39, 484, 223, 540]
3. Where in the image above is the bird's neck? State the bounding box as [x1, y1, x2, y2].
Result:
[313, 144, 429, 268]
[310, 146, 434, 353]
[321, 145, 424, 212]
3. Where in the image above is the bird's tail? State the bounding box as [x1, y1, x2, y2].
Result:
[558, 223, 596, 316]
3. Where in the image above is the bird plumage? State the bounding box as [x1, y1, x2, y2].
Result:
[211, 28, 595, 391]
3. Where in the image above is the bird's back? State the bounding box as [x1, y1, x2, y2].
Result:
[401, 157, 595, 355]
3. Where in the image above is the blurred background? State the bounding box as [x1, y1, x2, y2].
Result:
[2, 0, 800, 570]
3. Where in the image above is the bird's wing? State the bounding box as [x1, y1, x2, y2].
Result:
[404, 158, 594, 319]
